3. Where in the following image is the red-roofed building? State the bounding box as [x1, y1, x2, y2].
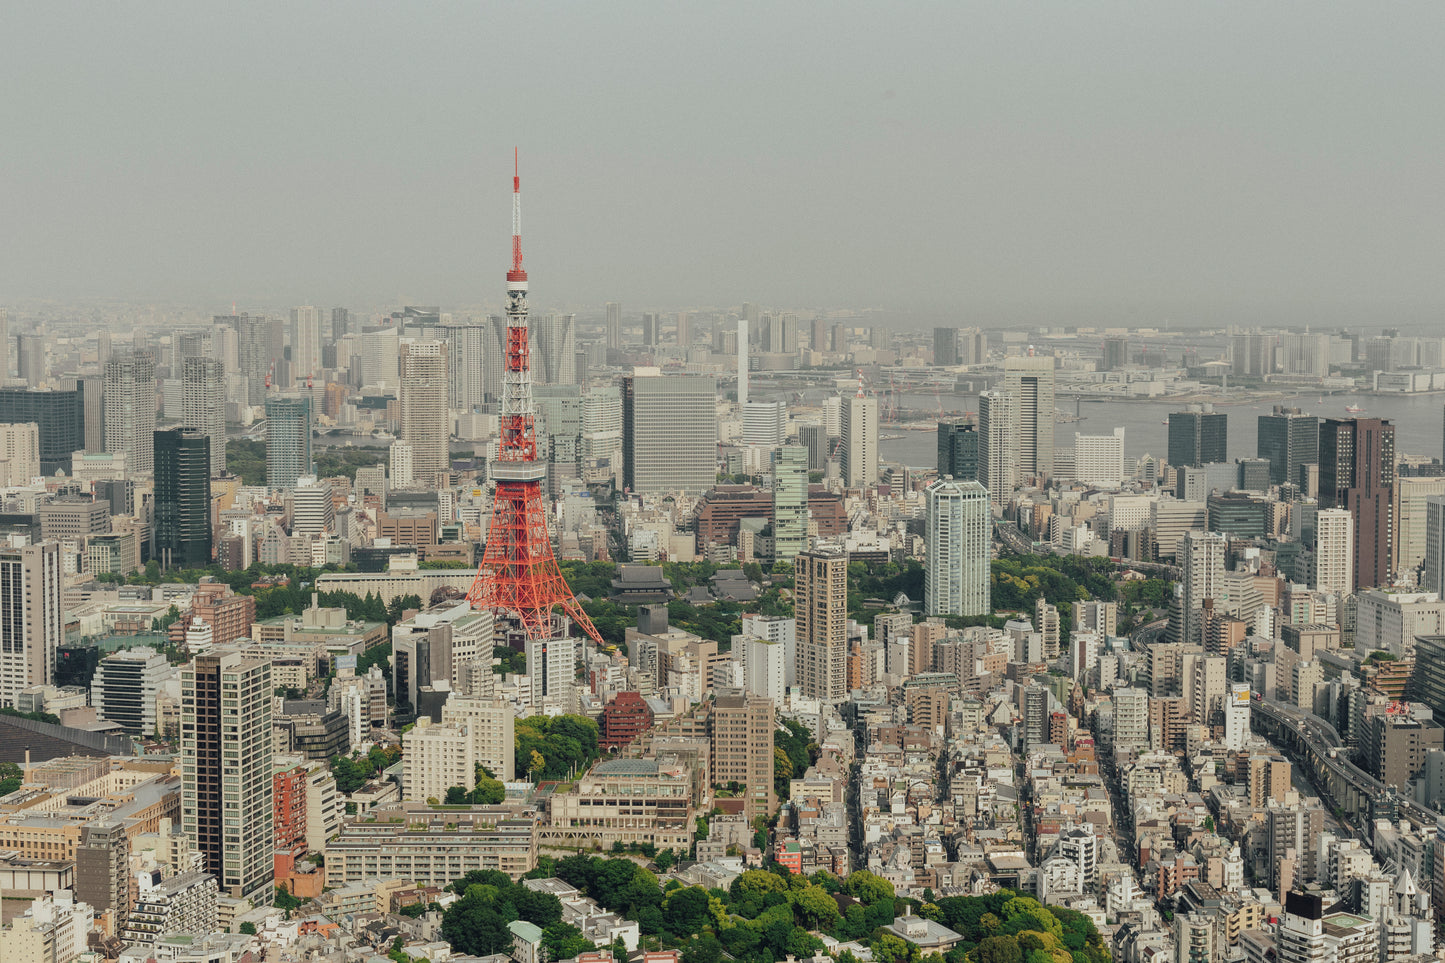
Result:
[600, 692, 653, 751]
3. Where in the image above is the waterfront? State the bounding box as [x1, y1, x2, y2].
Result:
[875, 391, 1445, 469]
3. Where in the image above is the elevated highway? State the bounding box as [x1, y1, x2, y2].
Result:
[1250, 696, 1444, 839]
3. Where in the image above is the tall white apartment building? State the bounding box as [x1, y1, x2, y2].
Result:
[581, 384, 623, 476]
[840, 393, 878, 489]
[924, 477, 991, 617]
[103, 351, 157, 475]
[389, 440, 415, 489]
[1313, 508, 1354, 594]
[821, 396, 841, 437]
[181, 357, 226, 477]
[290, 306, 322, 382]
[1112, 686, 1149, 751]
[526, 634, 577, 713]
[977, 389, 1018, 500]
[1178, 530, 1227, 646]
[741, 615, 796, 687]
[1003, 354, 1055, 480]
[740, 636, 787, 703]
[399, 340, 449, 488]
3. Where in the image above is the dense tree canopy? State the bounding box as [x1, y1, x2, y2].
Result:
[515, 714, 601, 783]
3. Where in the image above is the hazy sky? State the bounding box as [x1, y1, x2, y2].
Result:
[4, 3, 1445, 326]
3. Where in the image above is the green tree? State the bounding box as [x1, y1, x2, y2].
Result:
[541, 922, 593, 960]
[441, 888, 514, 955]
[974, 936, 1023, 963]
[842, 869, 895, 905]
[662, 886, 711, 936]
[791, 884, 839, 929]
[681, 933, 723, 963]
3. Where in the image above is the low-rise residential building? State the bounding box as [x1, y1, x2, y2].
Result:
[324, 807, 536, 886]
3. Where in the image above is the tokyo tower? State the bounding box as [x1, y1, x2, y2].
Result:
[466, 151, 604, 645]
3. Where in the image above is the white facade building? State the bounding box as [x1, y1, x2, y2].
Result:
[740, 636, 786, 703]
[1313, 508, 1354, 595]
[840, 393, 878, 489]
[1224, 682, 1251, 751]
[1072, 427, 1125, 487]
[924, 477, 991, 617]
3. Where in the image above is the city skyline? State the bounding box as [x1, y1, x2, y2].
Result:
[2, 6, 1445, 959]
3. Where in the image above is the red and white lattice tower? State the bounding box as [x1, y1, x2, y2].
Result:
[466, 151, 603, 644]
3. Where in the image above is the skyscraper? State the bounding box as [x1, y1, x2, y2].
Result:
[1102, 337, 1128, 371]
[736, 316, 749, 407]
[771, 446, 809, 563]
[1319, 417, 1395, 591]
[1004, 355, 1055, 480]
[795, 549, 847, 701]
[924, 476, 990, 617]
[153, 429, 212, 570]
[437, 320, 486, 411]
[742, 401, 787, 449]
[621, 373, 717, 494]
[1168, 405, 1228, 469]
[1425, 496, 1445, 596]
[798, 423, 828, 472]
[264, 396, 312, 489]
[181, 357, 226, 477]
[977, 389, 1018, 499]
[605, 302, 621, 352]
[1230, 333, 1273, 377]
[1278, 333, 1331, 378]
[289, 306, 322, 383]
[330, 307, 350, 340]
[230, 314, 282, 405]
[937, 420, 979, 483]
[1257, 406, 1319, 487]
[0, 310, 7, 381]
[181, 649, 274, 900]
[103, 351, 157, 475]
[581, 384, 623, 478]
[16, 334, 45, 386]
[531, 312, 577, 385]
[840, 392, 878, 489]
[0, 384, 85, 475]
[399, 340, 449, 487]
[0, 541, 61, 707]
[642, 313, 659, 347]
[1176, 530, 1227, 647]
[933, 327, 961, 366]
